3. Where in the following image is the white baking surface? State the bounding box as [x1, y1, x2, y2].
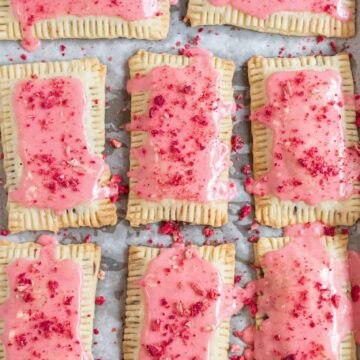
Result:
[0, 1, 359, 359]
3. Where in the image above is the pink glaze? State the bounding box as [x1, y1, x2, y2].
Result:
[244, 348, 255, 360]
[246, 70, 359, 206]
[253, 223, 353, 359]
[236, 326, 255, 360]
[139, 245, 254, 359]
[11, 0, 164, 52]
[0, 235, 88, 360]
[208, 0, 352, 22]
[348, 250, 360, 344]
[10, 77, 109, 214]
[240, 325, 255, 344]
[127, 49, 236, 203]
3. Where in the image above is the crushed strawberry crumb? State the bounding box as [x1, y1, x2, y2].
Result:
[351, 285, 360, 302]
[202, 227, 214, 238]
[84, 234, 92, 243]
[110, 138, 122, 148]
[1, 229, 8, 236]
[95, 296, 106, 306]
[323, 226, 335, 236]
[231, 135, 244, 152]
[239, 204, 251, 220]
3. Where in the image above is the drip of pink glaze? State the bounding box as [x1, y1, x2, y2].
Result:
[207, 0, 352, 22]
[10, 77, 111, 214]
[37, 233, 58, 247]
[11, 0, 163, 52]
[348, 250, 360, 344]
[0, 235, 89, 360]
[244, 348, 255, 360]
[127, 48, 237, 203]
[240, 325, 255, 345]
[252, 223, 353, 359]
[234, 325, 256, 360]
[139, 245, 253, 359]
[246, 70, 360, 206]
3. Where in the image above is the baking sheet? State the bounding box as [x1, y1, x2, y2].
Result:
[0, 1, 359, 359]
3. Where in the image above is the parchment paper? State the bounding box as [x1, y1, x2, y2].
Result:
[0, 1, 359, 359]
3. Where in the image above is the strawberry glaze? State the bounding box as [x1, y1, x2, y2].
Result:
[10, 77, 109, 214]
[139, 245, 255, 359]
[251, 223, 353, 359]
[0, 235, 88, 360]
[127, 49, 236, 203]
[11, 0, 163, 51]
[348, 250, 360, 344]
[208, 0, 352, 22]
[246, 70, 359, 205]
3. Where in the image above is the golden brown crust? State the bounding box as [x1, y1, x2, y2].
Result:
[185, 0, 356, 38]
[0, 239, 101, 359]
[123, 244, 235, 359]
[0, 0, 170, 41]
[247, 53, 359, 228]
[126, 50, 235, 227]
[0, 58, 117, 233]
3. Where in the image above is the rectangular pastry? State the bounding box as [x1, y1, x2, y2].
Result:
[0, 58, 117, 233]
[253, 225, 356, 359]
[0, 235, 101, 359]
[126, 49, 236, 227]
[247, 53, 360, 228]
[186, 0, 356, 38]
[123, 243, 241, 359]
[0, 0, 170, 51]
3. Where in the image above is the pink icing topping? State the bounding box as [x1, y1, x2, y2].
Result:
[246, 70, 360, 206]
[127, 49, 236, 203]
[10, 77, 109, 214]
[208, 0, 352, 22]
[251, 223, 353, 359]
[11, 0, 162, 52]
[0, 235, 88, 360]
[348, 250, 360, 345]
[139, 245, 254, 359]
